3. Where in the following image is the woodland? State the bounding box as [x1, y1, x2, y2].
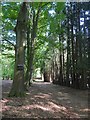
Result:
[0, 1, 90, 119]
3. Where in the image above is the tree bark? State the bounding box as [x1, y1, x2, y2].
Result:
[70, 7, 75, 88]
[28, 5, 41, 86]
[66, 6, 70, 87]
[9, 3, 27, 97]
[58, 34, 63, 85]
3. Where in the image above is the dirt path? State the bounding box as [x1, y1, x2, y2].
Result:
[1, 80, 89, 119]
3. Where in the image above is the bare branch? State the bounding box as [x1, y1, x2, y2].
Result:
[2, 39, 16, 48]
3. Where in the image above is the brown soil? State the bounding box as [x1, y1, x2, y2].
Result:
[1, 80, 89, 119]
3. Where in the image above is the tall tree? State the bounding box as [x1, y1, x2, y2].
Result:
[9, 2, 27, 97]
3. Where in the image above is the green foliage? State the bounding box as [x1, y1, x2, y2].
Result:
[1, 56, 14, 79]
[2, 2, 66, 80]
[1, 2, 20, 79]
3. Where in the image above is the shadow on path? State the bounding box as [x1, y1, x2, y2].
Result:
[1, 80, 89, 118]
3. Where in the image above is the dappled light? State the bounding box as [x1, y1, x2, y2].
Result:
[1, 81, 88, 118]
[34, 94, 50, 99]
[1, 98, 10, 112]
[80, 108, 90, 112]
[1, 1, 90, 119]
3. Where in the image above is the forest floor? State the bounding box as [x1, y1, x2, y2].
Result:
[1, 80, 89, 119]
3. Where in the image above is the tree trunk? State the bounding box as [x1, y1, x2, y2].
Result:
[88, 37, 90, 88]
[66, 7, 70, 87]
[70, 8, 75, 88]
[62, 48, 65, 85]
[25, 22, 30, 86]
[9, 3, 27, 97]
[58, 34, 63, 85]
[28, 7, 40, 86]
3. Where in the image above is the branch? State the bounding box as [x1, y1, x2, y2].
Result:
[38, 24, 48, 29]
[36, 2, 50, 19]
[35, 2, 51, 28]
[2, 39, 16, 48]
[35, 3, 42, 24]
[40, 2, 51, 9]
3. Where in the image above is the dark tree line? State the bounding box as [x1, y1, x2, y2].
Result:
[50, 2, 90, 89]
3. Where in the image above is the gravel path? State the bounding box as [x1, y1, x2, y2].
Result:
[1, 80, 89, 119]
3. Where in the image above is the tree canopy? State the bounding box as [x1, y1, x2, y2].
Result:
[1, 1, 90, 97]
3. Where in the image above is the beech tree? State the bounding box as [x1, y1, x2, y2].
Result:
[9, 2, 28, 97]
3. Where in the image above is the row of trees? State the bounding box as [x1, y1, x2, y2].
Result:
[43, 2, 90, 89]
[1, 2, 90, 97]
